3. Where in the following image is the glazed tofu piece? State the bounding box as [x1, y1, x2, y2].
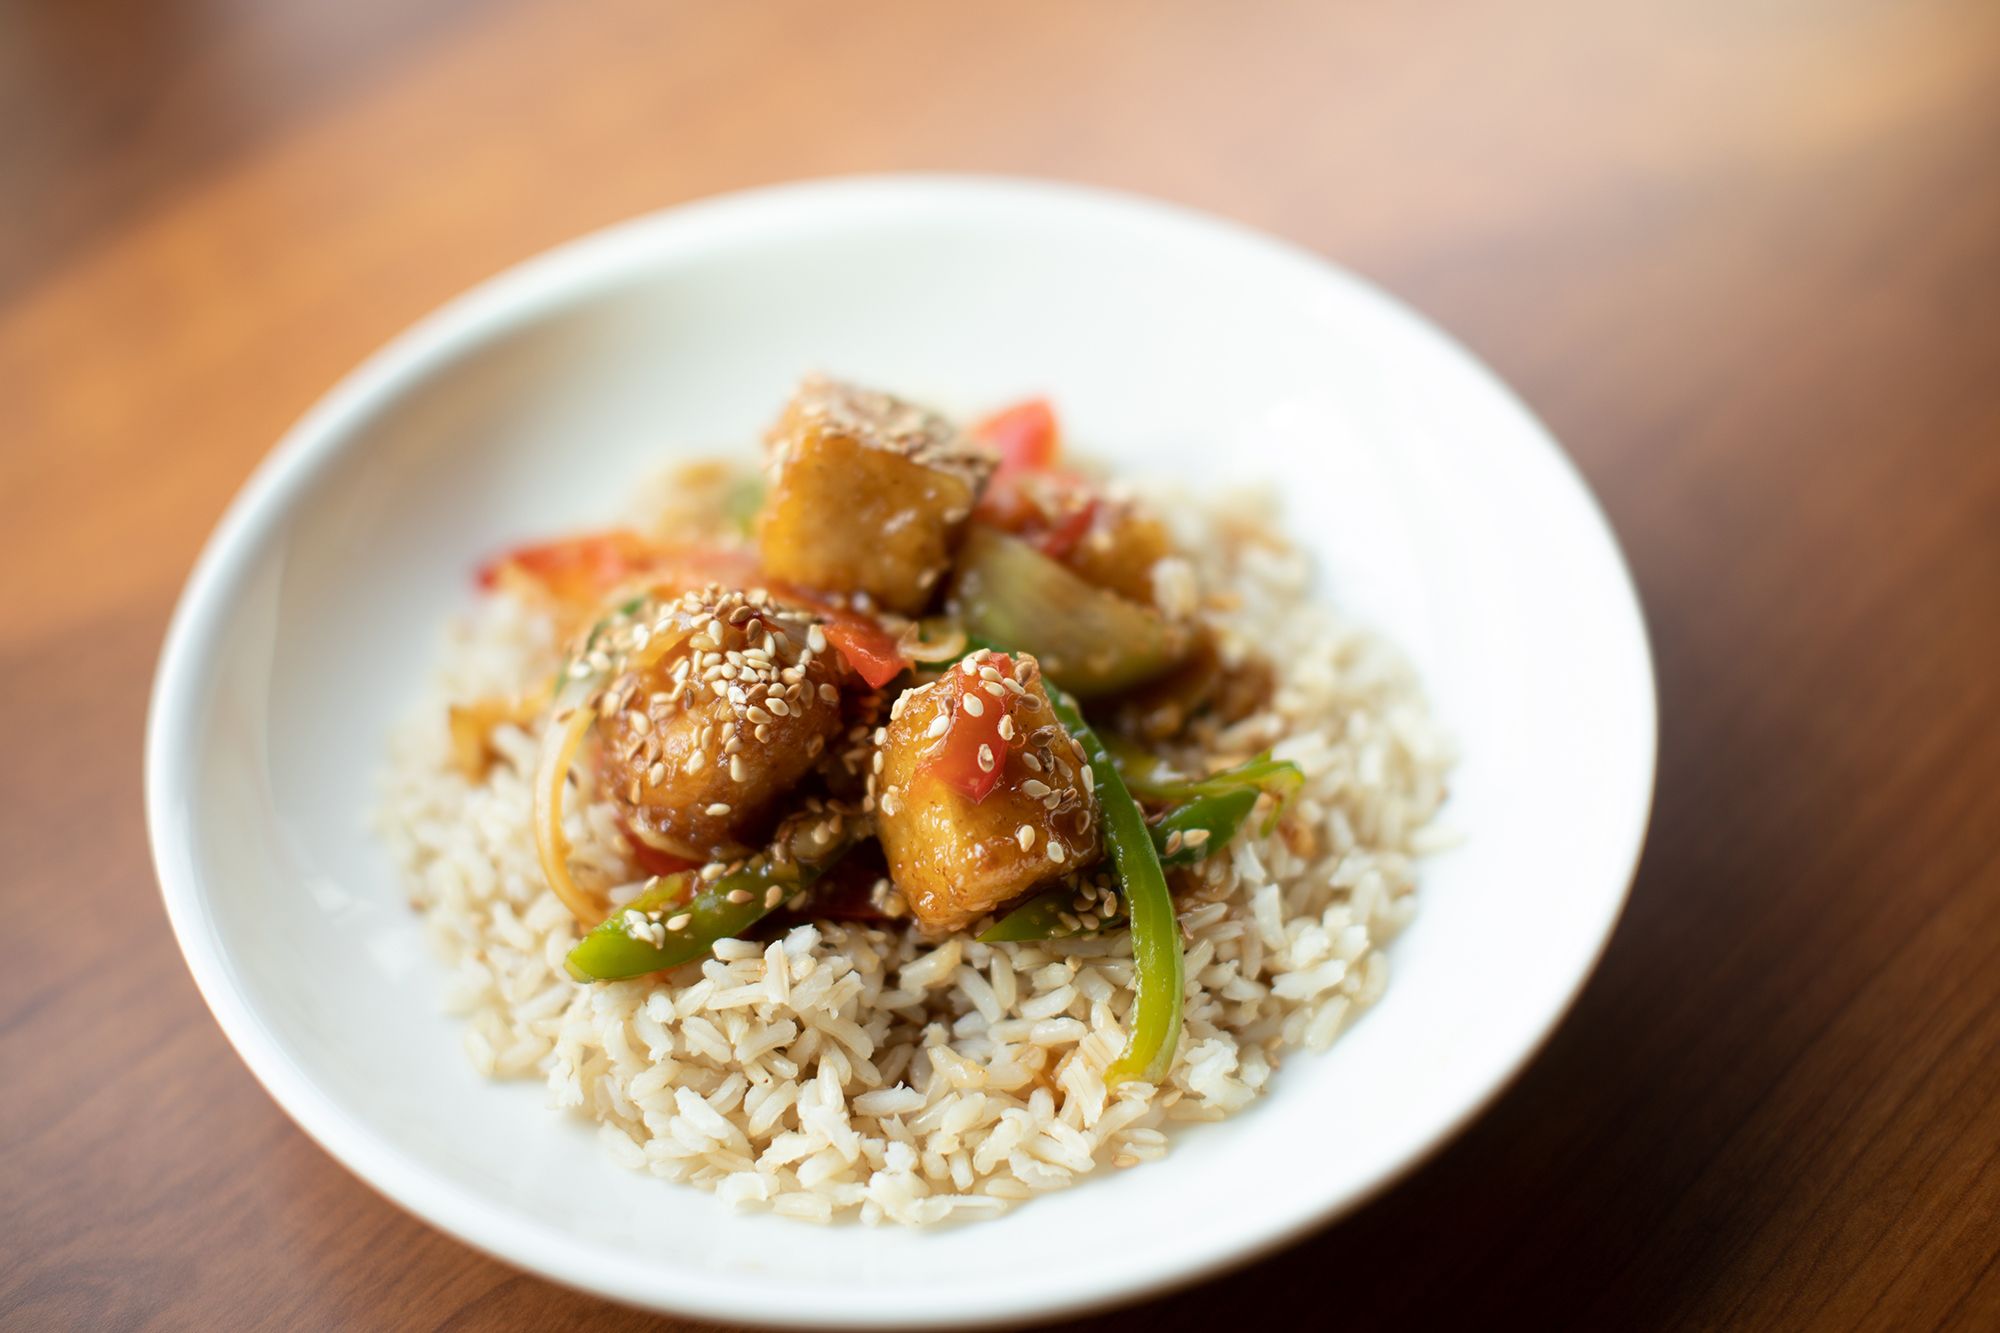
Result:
[598, 587, 846, 859]
[873, 651, 1100, 932]
[1063, 503, 1176, 607]
[757, 377, 995, 614]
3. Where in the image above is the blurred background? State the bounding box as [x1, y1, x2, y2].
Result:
[5, 1, 1997, 1328]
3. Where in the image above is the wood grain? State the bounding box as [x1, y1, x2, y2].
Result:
[4, 0, 1998, 1327]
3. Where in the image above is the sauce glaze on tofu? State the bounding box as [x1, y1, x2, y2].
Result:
[872, 651, 1100, 933]
[756, 376, 996, 614]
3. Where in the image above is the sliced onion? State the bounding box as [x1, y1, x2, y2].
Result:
[898, 618, 968, 663]
[534, 687, 607, 924]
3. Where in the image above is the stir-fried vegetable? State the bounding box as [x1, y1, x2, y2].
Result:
[1103, 737, 1305, 835]
[568, 806, 869, 980]
[978, 890, 1081, 943]
[478, 529, 658, 605]
[1151, 787, 1261, 866]
[531, 595, 671, 923]
[897, 617, 970, 664]
[977, 786, 1258, 942]
[534, 686, 608, 924]
[926, 670, 1010, 803]
[977, 734, 1302, 943]
[974, 398, 1059, 471]
[565, 862, 809, 981]
[1043, 690, 1182, 1086]
[951, 525, 1186, 697]
[821, 615, 907, 688]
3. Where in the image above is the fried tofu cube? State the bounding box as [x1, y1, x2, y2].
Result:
[873, 652, 1100, 933]
[757, 377, 995, 614]
[600, 587, 845, 859]
[1063, 503, 1176, 607]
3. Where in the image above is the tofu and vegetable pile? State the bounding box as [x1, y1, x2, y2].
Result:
[383, 377, 1453, 1224]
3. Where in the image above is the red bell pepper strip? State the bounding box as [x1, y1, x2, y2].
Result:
[922, 652, 1018, 803]
[478, 529, 658, 601]
[821, 615, 907, 688]
[484, 528, 913, 688]
[973, 398, 1058, 471]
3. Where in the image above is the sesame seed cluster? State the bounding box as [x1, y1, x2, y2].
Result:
[587, 584, 845, 854]
[870, 649, 1096, 866]
[772, 374, 997, 488]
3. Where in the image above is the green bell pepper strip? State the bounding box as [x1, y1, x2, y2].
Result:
[1102, 736, 1304, 836]
[978, 786, 1259, 943]
[1044, 690, 1183, 1087]
[566, 862, 812, 982]
[978, 891, 1079, 943]
[1152, 787, 1261, 866]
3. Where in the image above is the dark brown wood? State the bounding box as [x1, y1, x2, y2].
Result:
[4, 0, 1998, 1327]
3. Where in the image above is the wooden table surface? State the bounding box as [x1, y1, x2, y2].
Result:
[6, 0, 1998, 1327]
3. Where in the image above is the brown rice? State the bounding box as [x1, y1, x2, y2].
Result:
[379, 486, 1452, 1225]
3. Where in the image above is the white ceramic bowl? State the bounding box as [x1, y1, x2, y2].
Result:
[146, 176, 1654, 1326]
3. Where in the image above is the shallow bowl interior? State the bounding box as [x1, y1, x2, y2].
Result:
[147, 176, 1654, 1327]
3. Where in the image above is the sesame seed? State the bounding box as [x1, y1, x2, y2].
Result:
[726, 889, 753, 904]
[1047, 841, 1066, 864]
[1016, 824, 1035, 850]
[977, 745, 996, 772]
[765, 885, 783, 909]
[665, 913, 692, 931]
[1185, 827, 1212, 847]
[1164, 830, 1184, 854]
[808, 624, 827, 653]
[767, 698, 791, 717]
[704, 802, 733, 817]
[926, 713, 950, 738]
[881, 788, 903, 816]
[983, 681, 1006, 698]
[685, 749, 706, 773]
[819, 683, 839, 704]
[730, 754, 748, 783]
[961, 694, 985, 717]
[1081, 765, 1096, 791]
[997, 716, 1016, 741]
[647, 762, 667, 787]
[1021, 778, 1051, 798]
[701, 862, 726, 882]
[1022, 753, 1043, 773]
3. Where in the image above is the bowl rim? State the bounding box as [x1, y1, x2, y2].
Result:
[145, 172, 1657, 1326]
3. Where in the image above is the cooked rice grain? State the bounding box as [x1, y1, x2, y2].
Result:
[379, 489, 1451, 1224]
